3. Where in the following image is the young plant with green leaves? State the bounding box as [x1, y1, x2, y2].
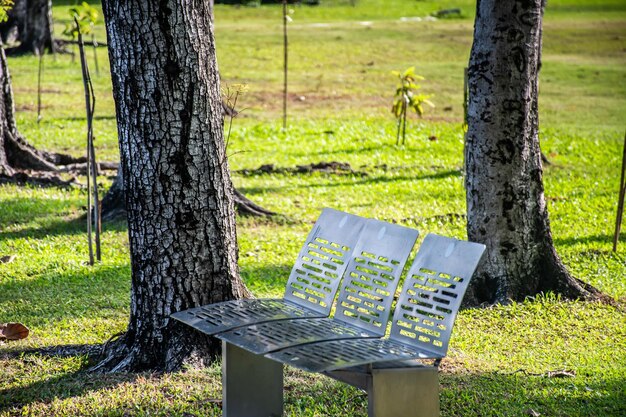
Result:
[391, 67, 433, 145]
[64, 2, 101, 265]
[0, 0, 12, 21]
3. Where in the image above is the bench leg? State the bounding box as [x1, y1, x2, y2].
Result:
[222, 341, 283, 417]
[368, 367, 440, 417]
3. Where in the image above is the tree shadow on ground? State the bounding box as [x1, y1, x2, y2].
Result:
[0, 264, 130, 324]
[439, 370, 625, 416]
[0, 210, 127, 242]
[554, 233, 626, 249]
[2, 343, 624, 415]
[238, 169, 462, 197]
[55, 115, 116, 122]
[0, 348, 138, 413]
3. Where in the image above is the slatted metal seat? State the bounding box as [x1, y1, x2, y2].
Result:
[171, 208, 366, 335]
[215, 219, 419, 354]
[216, 233, 485, 417]
[266, 234, 486, 372]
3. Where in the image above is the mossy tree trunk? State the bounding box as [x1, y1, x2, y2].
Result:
[464, 0, 600, 305]
[94, 0, 251, 373]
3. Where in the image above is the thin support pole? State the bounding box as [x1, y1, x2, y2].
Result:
[463, 67, 469, 129]
[462, 67, 469, 176]
[401, 101, 407, 145]
[37, 48, 43, 123]
[282, 0, 288, 130]
[92, 33, 100, 76]
[613, 130, 626, 252]
[77, 17, 100, 263]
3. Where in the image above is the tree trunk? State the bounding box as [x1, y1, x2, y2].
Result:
[464, 0, 598, 305]
[0, 44, 60, 177]
[95, 0, 250, 373]
[0, 0, 55, 54]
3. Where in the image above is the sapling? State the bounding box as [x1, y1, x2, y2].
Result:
[282, 0, 289, 129]
[613, 129, 626, 252]
[64, 3, 100, 264]
[391, 67, 433, 145]
[37, 46, 43, 123]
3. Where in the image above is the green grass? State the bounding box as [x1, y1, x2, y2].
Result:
[1, 0, 625, 416]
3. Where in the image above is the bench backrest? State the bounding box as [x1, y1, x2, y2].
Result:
[283, 208, 367, 315]
[389, 234, 485, 357]
[333, 219, 419, 336]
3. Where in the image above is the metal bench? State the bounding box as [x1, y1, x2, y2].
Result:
[171, 208, 367, 335]
[219, 234, 485, 417]
[215, 219, 420, 355]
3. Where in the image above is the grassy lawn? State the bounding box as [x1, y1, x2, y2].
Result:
[1, 0, 625, 416]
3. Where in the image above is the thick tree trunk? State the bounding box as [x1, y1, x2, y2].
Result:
[0, 0, 55, 54]
[95, 0, 250, 373]
[0, 44, 60, 177]
[464, 0, 597, 305]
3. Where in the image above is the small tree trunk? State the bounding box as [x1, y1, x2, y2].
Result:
[96, 0, 251, 372]
[464, 0, 599, 305]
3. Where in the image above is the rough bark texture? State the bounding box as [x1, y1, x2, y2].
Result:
[0, 0, 55, 54]
[0, 45, 61, 177]
[464, 0, 596, 305]
[95, 0, 250, 373]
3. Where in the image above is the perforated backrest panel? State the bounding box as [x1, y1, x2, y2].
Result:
[390, 234, 485, 356]
[283, 208, 367, 315]
[333, 219, 419, 335]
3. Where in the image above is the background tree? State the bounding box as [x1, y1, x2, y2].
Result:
[94, 0, 250, 372]
[0, 0, 83, 184]
[464, 0, 602, 305]
[0, 0, 55, 54]
[0, 40, 82, 181]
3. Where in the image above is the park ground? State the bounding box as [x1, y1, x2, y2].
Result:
[1, 0, 625, 415]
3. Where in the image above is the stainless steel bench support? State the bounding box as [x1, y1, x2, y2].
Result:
[368, 367, 440, 417]
[223, 341, 283, 417]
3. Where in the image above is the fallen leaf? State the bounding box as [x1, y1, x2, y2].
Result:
[525, 409, 541, 417]
[0, 323, 29, 340]
[0, 255, 16, 264]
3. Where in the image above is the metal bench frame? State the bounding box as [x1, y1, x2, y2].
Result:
[219, 234, 485, 417]
[216, 219, 419, 355]
[172, 208, 367, 335]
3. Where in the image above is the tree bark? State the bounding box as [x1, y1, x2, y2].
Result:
[0, 44, 63, 177]
[95, 0, 250, 373]
[464, 0, 598, 305]
[0, 0, 55, 54]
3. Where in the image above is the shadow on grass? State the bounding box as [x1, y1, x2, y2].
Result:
[553, 233, 617, 247]
[0, 264, 130, 325]
[440, 371, 626, 417]
[1, 356, 623, 415]
[238, 169, 462, 196]
[0, 352, 138, 413]
[0, 213, 127, 242]
[0, 195, 74, 226]
[55, 115, 117, 122]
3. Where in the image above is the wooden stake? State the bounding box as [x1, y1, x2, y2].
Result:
[92, 33, 100, 76]
[37, 48, 43, 123]
[463, 67, 469, 128]
[613, 129, 626, 252]
[282, 0, 288, 130]
[76, 18, 100, 263]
